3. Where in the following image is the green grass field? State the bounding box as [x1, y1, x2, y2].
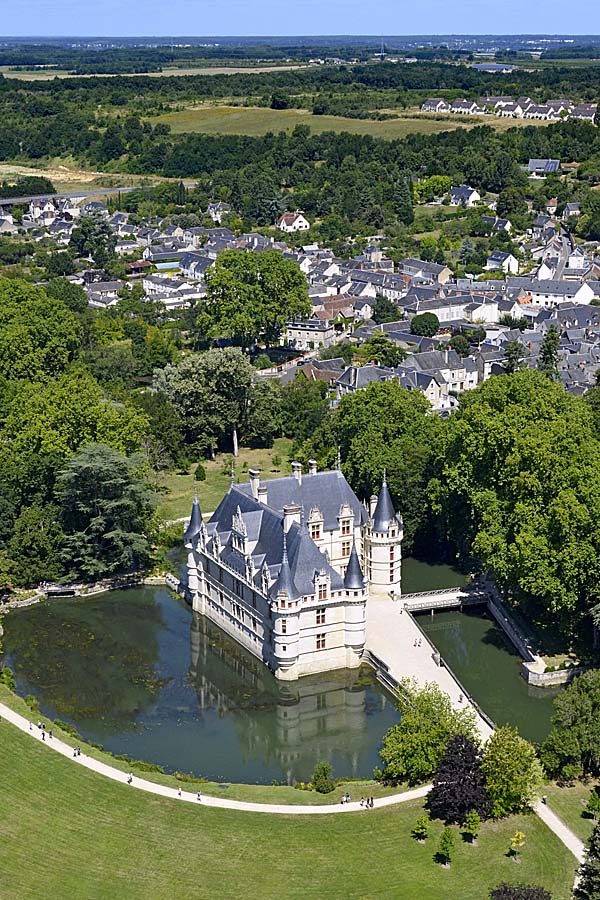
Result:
[154, 105, 552, 138]
[545, 780, 599, 843]
[156, 438, 293, 519]
[0, 718, 577, 900]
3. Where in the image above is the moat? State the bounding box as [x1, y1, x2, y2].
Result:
[1, 559, 560, 782]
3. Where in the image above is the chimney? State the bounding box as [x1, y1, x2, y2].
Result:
[291, 461, 302, 485]
[283, 503, 302, 533]
[308, 459, 317, 476]
[258, 483, 268, 504]
[369, 494, 378, 517]
[249, 468, 260, 501]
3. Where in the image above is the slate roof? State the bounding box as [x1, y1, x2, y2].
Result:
[372, 475, 397, 533]
[237, 470, 367, 531]
[206, 485, 345, 597]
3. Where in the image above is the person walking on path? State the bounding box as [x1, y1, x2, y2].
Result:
[178, 787, 182, 798]
[127, 773, 133, 785]
[197, 791, 202, 802]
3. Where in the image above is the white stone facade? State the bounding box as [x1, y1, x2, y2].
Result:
[184, 464, 403, 680]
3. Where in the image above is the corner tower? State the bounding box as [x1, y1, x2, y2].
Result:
[363, 472, 403, 596]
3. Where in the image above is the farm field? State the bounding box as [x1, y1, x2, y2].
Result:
[0, 63, 308, 81]
[154, 104, 553, 138]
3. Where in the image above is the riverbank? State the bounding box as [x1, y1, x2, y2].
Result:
[0, 711, 579, 900]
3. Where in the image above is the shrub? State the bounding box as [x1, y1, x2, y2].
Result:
[312, 761, 335, 794]
[412, 815, 429, 842]
[0, 667, 15, 690]
[24, 694, 39, 711]
[489, 884, 551, 900]
[54, 719, 82, 739]
[463, 810, 482, 844]
[174, 771, 208, 783]
[194, 463, 206, 482]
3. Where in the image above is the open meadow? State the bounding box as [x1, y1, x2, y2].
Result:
[154, 104, 553, 138]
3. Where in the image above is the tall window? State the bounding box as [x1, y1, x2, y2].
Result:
[281, 620, 287, 634]
[316, 633, 326, 650]
[390, 566, 395, 583]
[390, 546, 395, 561]
[318, 583, 327, 601]
[316, 608, 325, 626]
[310, 523, 321, 540]
[342, 540, 351, 558]
[341, 519, 351, 536]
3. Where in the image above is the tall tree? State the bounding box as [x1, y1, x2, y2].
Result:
[155, 347, 254, 456]
[377, 678, 477, 785]
[504, 341, 529, 374]
[541, 670, 600, 779]
[575, 820, 600, 900]
[481, 726, 543, 818]
[56, 443, 154, 581]
[427, 734, 490, 824]
[538, 325, 561, 381]
[204, 250, 310, 347]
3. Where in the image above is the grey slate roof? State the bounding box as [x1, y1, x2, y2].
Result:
[372, 475, 397, 533]
[237, 470, 367, 531]
[184, 492, 203, 542]
[344, 542, 365, 589]
[207, 484, 345, 597]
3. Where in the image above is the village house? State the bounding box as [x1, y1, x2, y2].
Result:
[421, 98, 450, 113]
[485, 250, 519, 275]
[450, 185, 481, 208]
[277, 212, 310, 233]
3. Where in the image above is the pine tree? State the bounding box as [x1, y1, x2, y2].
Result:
[412, 815, 429, 842]
[538, 325, 561, 381]
[463, 810, 482, 844]
[394, 176, 414, 225]
[575, 821, 600, 899]
[427, 734, 490, 824]
[437, 827, 455, 867]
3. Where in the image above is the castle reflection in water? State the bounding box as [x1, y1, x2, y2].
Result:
[190, 612, 393, 784]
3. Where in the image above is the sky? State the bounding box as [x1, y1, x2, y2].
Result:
[1, 0, 599, 39]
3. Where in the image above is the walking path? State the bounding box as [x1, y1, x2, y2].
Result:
[0, 699, 586, 872]
[365, 596, 494, 742]
[0, 701, 428, 815]
[534, 800, 585, 864]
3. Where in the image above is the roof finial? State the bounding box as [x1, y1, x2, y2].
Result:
[231, 460, 235, 486]
[337, 446, 342, 472]
[383, 467, 387, 486]
[193, 475, 198, 503]
[282, 529, 289, 563]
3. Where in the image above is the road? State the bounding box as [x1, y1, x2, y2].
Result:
[0, 182, 198, 206]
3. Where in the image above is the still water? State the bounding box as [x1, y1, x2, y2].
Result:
[418, 608, 561, 744]
[2, 588, 398, 784]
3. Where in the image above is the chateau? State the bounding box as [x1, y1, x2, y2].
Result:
[184, 461, 403, 680]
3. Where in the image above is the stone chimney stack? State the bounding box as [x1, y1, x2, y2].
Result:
[308, 459, 318, 476]
[369, 494, 378, 517]
[249, 468, 260, 501]
[292, 461, 302, 485]
[258, 483, 268, 504]
[283, 503, 302, 533]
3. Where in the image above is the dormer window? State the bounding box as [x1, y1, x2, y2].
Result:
[341, 519, 351, 536]
[310, 523, 322, 540]
[318, 583, 327, 601]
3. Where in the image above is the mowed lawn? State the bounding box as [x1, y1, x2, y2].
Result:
[154, 105, 552, 138]
[156, 437, 293, 519]
[545, 779, 599, 843]
[0, 722, 577, 900]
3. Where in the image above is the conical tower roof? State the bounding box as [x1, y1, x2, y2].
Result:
[273, 532, 298, 600]
[184, 482, 203, 543]
[372, 471, 396, 533]
[344, 541, 365, 590]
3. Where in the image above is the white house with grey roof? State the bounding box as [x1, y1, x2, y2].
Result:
[184, 463, 403, 680]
